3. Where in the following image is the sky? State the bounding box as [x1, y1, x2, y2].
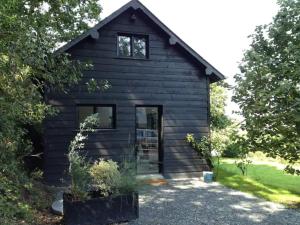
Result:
[100, 0, 279, 119]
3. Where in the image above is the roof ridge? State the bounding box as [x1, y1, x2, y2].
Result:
[56, 0, 225, 82]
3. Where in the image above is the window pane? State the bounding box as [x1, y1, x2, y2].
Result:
[133, 37, 146, 58]
[136, 107, 158, 130]
[136, 107, 159, 174]
[78, 106, 94, 126]
[118, 35, 131, 57]
[96, 106, 113, 128]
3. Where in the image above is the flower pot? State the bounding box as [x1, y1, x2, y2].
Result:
[203, 171, 213, 183]
[63, 192, 139, 225]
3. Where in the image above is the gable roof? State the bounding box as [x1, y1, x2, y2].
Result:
[57, 0, 225, 82]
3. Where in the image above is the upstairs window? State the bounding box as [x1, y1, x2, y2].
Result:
[77, 105, 116, 129]
[118, 35, 131, 57]
[117, 34, 148, 59]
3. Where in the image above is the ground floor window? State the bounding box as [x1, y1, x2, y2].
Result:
[77, 105, 116, 129]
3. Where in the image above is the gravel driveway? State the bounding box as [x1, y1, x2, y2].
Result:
[130, 179, 300, 225]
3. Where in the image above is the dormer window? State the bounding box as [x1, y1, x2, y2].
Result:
[117, 34, 148, 59]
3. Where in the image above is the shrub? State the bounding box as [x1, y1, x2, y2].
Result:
[221, 124, 247, 158]
[68, 116, 139, 199]
[186, 134, 212, 168]
[68, 150, 91, 200]
[0, 169, 55, 225]
[117, 150, 138, 195]
[223, 143, 241, 158]
[235, 157, 252, 176]
[0, 174, 31, 222]
[68, 113, 99, 200]
[232, 136, 252, 176]
[89, 159, 121, 197]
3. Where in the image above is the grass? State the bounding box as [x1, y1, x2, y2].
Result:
[214, 158, 300, 208]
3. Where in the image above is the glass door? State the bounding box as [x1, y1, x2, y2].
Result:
[135, 106, 161, 174]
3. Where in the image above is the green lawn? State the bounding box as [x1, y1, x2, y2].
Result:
[214, 158, 300, 208]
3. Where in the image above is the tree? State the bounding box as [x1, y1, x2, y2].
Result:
[210, 82, 232, 130]
[0, 0, 103, 222]
[233, 0, 300, 174]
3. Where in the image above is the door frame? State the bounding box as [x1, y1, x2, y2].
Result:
[135, 105, 163, 174]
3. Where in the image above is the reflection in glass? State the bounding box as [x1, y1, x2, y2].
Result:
[77, 105, 114, 129]
[133, 37, 146, 58]
[118, 35, 131, 57]
[136, 107, 159, 174]
[78, 106, 94, 125]
[96, 106, 113, 129]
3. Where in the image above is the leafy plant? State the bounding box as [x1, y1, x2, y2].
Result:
[89, 159, 121, 197]
[285, 165, 300, 176]
[186, 134, 212, 168]
[86, 78, 111, 93]
[211, 127, 234, 178]
[68, 116, 139, 200]
[221, 124, 247, 158]
[209, 81, 234, 178]
[235, 159, 252, 176]
[117, 147, 139, 195]
[223, 143, 241, 158]
[0, 0, 103, 222]
[233, 0, 300, 174]
[68, 113, 100, 200]
[210, 82, 232, 130]
[235, 147, 252, 176]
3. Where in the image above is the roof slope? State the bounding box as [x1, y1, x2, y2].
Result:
[57, 0, 225, 82]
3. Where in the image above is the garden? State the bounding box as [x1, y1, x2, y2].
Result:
[1, 0, 300, 224]
[63, 113, 139, 225]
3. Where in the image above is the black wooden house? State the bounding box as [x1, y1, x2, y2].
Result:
[44, 0, 225, 184]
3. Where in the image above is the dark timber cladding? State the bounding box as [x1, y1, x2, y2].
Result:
[44, 0, 225, 184]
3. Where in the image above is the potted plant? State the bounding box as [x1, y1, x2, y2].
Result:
[63, 114, 139, 225]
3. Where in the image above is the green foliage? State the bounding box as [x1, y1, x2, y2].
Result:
[231, 132, 252, 175]
[222, 144, 240, 158]
[0, 174, 32, 222]
[211, 127, 233, 156]
[0, 136, 51, 224]
[117, 149, 139, 195]
[89, 149, 139, 197]
[295, 98, 300, 134]
[211, 128, 232, 178]
[233, 0, 300, 174]
[86, 78, 111, 93]
[0, 0, 102, 222]
[210, 82, 232, 130]
[235, 157, 252, 176]
[186, 134, 212, 168]
[209, 81, 234, 177]
[216, 127, 252, 175]
[90, 159, 121, 197]
[68, 116, 139, 200]
[221, 124, 247, 158]
[285, 165, 300, 176]
[68, 151, 91, 200]
[68, 113, 100, 200]
[0, 171, 55, 225]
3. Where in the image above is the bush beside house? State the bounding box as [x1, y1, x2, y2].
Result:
[64, 114, 139, 225]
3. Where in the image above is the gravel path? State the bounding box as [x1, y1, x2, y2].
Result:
[130, 179, 300, 225]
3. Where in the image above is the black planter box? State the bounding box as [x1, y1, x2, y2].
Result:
[63, 192, 138, 225]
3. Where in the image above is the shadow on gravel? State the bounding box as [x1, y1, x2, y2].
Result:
[130, 179, 300, 225]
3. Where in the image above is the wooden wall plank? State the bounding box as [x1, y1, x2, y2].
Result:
[44, 7, 210, 184]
